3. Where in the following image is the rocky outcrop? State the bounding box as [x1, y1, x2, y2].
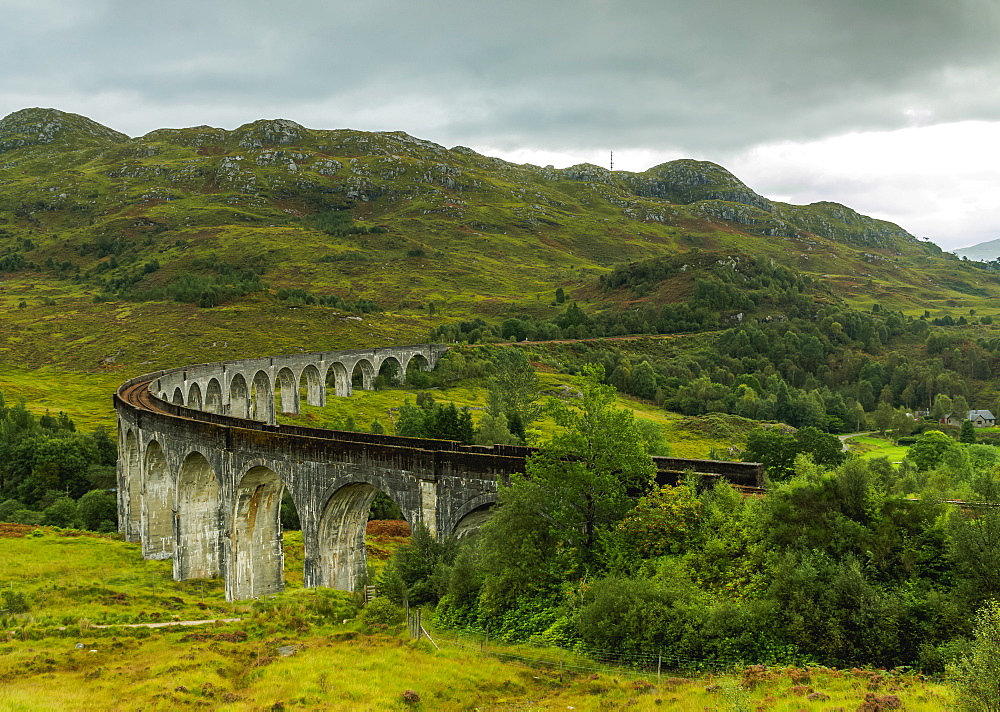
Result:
[0, 107, 128, 153]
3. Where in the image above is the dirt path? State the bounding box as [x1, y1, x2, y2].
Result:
[63, 617, 242, 630]
[839, 431, 872, 452]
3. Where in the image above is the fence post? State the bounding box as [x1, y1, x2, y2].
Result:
[657, 651, 662, 687]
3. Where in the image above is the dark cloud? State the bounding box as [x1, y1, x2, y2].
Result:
[2, 0, 998, 151]
[2, 0, 999, 247]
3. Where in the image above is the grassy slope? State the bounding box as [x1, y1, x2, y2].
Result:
[0, 527, 953, 711]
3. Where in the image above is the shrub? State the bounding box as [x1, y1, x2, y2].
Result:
[359, 597, 403, 629]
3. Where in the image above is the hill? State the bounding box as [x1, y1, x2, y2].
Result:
[3, 107, 1000, 428]
[2, 108, 998, 349]
[954, 237, 1000, 262]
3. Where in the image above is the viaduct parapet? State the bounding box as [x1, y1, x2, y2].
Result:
[115, 343, 762, 601]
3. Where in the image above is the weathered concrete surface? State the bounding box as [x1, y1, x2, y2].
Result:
[116, 343, 763, 601]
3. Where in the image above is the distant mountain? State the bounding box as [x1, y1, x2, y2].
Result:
[954, 238, 1000, 262]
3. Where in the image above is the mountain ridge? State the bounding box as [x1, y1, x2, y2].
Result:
[1, 105, 996, 357]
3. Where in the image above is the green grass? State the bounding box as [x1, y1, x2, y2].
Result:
[0, 525, 955, 711]
[846, 435, 910, 462]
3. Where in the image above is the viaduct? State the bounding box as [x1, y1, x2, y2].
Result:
[115, 343, 763, 601]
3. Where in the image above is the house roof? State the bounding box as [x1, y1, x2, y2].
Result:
[970, 410, 996, 420]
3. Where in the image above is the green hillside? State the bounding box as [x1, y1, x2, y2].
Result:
[2, 108, 998, 364]
[3, 106, 1000, 431]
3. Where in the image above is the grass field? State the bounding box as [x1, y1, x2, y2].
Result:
[846, 434, 910, 462]
[0, 524, 955, 710]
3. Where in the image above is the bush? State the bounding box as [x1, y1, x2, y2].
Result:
[949, 600, 1000, 711]
[359, 597, 404, 629]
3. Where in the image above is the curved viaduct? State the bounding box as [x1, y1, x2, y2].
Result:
[115, 343, 763, 601]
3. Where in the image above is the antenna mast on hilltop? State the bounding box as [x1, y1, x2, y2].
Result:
[610, 150, 614, 172]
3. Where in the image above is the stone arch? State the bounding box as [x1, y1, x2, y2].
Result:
[187, 382, 203, 411]
[142, 440, 174, 559]
[171, 387, 184, 406]
[229, 373, 249, 418]
[174, 451, 222, 580]
[376, 356, 402, 387]
[249, 370, 274, 423]
[317, 482, 405, 591]
[403, 353, 430, 384]
[205, 378, 223, 414]
[275, 367, 299, 415]
[326, 362, 351, 397]
[123, 429, 141, 542]
[451, 493, 498, 539]
[230, 466, 284, 600]
[351, 359, 374, 391]
[299, 364, 324, 407]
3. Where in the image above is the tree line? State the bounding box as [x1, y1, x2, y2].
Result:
[375, 368, 1000, 671]
[0, 391, 118, 531]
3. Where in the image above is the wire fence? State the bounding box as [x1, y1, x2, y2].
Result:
[409, 616, 764, 680]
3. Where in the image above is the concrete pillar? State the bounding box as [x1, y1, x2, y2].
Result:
[419, 480, 438, 538]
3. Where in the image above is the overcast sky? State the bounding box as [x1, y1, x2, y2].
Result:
[2, 0, 999, 250]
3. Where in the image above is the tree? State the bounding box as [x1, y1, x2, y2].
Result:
[474, 412, 519, 446]
[743, 426, 843, 480]
[931, 393, 953, 422]
[485, 348, 541, 434]
[629, 360, 658, 400]
[395, 398, 474, 443]
[873, 400, 894, 435]
[961, 419, 978, 444]
[907, 430, 958, 471]
[42, 496, 78, 528]
[554, 287, 565, 304]
[77, 489, 117, 531]
[480, 364, 655, 583]
[948, 599, 1000, 711]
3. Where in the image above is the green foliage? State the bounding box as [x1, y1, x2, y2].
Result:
[613, 484, 702, 558]
[275, 287, 380, 313]
[961, 419, 977, 444]
[906, 430, 959, 471]
[743, 426, 844, 479]
[484, 348, 541, 440]
[384, 524, 457, 605]
[948, 599, 1000, 711]
[358, 597, 404, 629]
[76, 489, 117, 532]
[394, 395, 474, 443]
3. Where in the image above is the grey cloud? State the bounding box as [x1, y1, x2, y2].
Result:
[2, 0, 1000, 154]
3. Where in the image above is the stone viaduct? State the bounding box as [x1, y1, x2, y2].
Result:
[115, 343, 762, 601]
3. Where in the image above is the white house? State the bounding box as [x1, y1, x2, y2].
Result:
[944, 410, 996, 427]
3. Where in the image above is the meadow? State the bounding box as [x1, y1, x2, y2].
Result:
[0, 524, 955, 711]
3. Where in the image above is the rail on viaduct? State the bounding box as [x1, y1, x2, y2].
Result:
[115, 343, 763, 601]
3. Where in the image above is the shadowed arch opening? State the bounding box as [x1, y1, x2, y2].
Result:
[299, 364, 323, 407]
[275, 367, 298, 415]
[142, 440, 174, 559]
[230, 466, 285, 600]
[187, 382, 203, 411]
[174, 452, 222, 581]
[229, 373, 249, 418]
[326, 362, 350, 397]
[250, 370, 274, 423]
[351, 359, 374, 391]
[123, 430, 141, 542]
[404, 354, 431, 387]
[205, 378, 223, 414]
[171, 387, 184, 406]
[453, 503, 495, 539]
[318, 483, 404, 591]
[375, 357, 402, 389]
